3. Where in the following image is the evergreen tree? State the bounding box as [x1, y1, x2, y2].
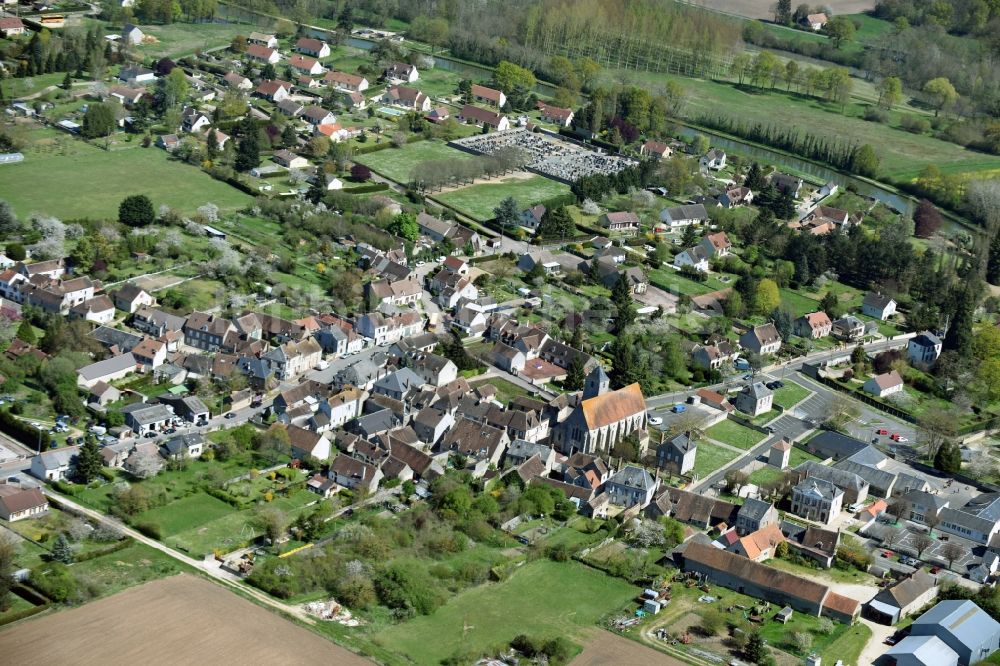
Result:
[235, 134, 260, 172]
[51, 533, 74, 564]
[987, 232, 1000, 286]
[62, 72, 72, 90]
[492, 196, 520, 234]
[565, 355, 585, 391]
[934, 442, 962, 474]
[118, 195, 155, 227]
[611, 272, 636, 332]
[681, 223, 698, 247]
[610, 334, 645, 390]
[944, 285, 975, 355]
[744, 162, 766, 191]
[75, 437, 102, 483]
[16, 320, 37, 345]
[793, 253, 810, 284]
[744, 631, 768, 664]
[537, 205, 574, 240]
[306, 176, 326, 204]
[206, 129, 218, 158]
[281, 124, 297, 149]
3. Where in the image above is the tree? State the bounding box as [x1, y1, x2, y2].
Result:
[825, 15, 856, 48]
[913, 199, 942, 238]
[774, 0, 792, 24]
[0, 533, 16, 611]
[819, 291, 841, 318]
[942, 541, 964, 569]
[565, 355, 585, 391]
[388, 212, 419, 242]
[235, 133, 260, 172]
[924, 77, 958, 116]
[493, 195, 520, 235]
[826, 67, 854, 109]
[878, 76, 903, 110]
[75, 437, 102, 483]
[701, 608, 726, 636]
[82, 102, 116, 139]
[537, 205, 574, 240]
[51, 533, 73, 564]
[744, 631, 768, 664]
[205, 128, 218, 159]
[934, 442, 962, 474]
[851, 144, 880, 177]
[913, 532, 935, 559]
[756, 278, 781, 315]
[944, 285, 975, 356]
[610, 333, 646, 390]
[612, 272, 636, 332]
[118, 194, 155, 227]
[793, 632, 812, 654]
[256, 507, 287, 544]
[16, 319, 37, 345]
[493, 60, 536, 95]
[350, 164, 371, 181]
[745, 162, 766, 191]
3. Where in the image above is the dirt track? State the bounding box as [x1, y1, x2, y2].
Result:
[681, 0, 875, 20]
[572, 628, 689, 666]
[0, 574, 373, 666]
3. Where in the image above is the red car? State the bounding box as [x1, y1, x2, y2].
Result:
[891, 433, 909, 442]
[883, 550, 893, 557]
[931, 566, 941, 574]
[876, 428, 889, 436]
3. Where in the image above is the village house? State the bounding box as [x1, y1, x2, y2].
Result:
[735, 382, 773, 417]
[771, 173, 803, 198]
[456, 104, 510, 131]
[640, 140, 672, 160]
[325, 70, 369, 92]
[0, 485, 48, 522]
[29, 448, 78, 482]
[536, 101, 574, 127]
[88, 381, 121, 407]
[739, 323, 781, 355]
[832, 314, 866, 341]
[132, 337, 167, 370]
[384, 62, 418, 83]
[330, 453, 383, 492]
[769, 438, 792, 469]
[793, 311, 832, 339]
[246, 44, 280, 65]
[691, 343, 736, 371]
[0, 17, 27, 37]
[659, 204, 709, 228]
[598, 211, 641, 236]
[791, 477, 844, 525]
[607, 465, 659, 508]
[181, 107, 210, 133]
[123, 402, 174, 435]
[736, 498, 779, 535]
[288, 54, 324, 76]
[255, 80, 292, 102]
[471, 83, 506, 108]
[729, 523, 785, 562]
[108, 85, 145, 108]
[122, 23, 144, 45]
[184, 312, 235, 351]
[802, 12, 828, 30]
[673, 244, 710, 272]
[908, 331, 943, 369]
[159, 433, 205, 461]
[112, 283, 155, 313]
[295, 37, 331, 58]
[864, 370, 904, 398]
[719, 186, 753, 208]
[302, 105, 338, 127]
[439, 417, 510, 470]
[276, 98, 304, 117]
[223, 71, 252, 90]
[657, 432, 697, 475]
[862, 291, 897, 320]
[272, 149, 310, 170]
[76, 353, 136, 388]
[700, 231, 732, 258]
[355, 309, 423, 346]
[284, 425, 332, 461]
[700, 148, 727, 170]
[248, 31, 278, 48]
[132, 307, 185, 337]
[70, 295, 115, 324]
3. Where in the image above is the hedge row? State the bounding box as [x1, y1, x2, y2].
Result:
[72, 537, 135, 563]
[0, 603, 49, 628]
[342, 183, 389, 194]
[0, 409, 51, 450]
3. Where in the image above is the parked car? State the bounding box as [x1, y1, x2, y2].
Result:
[671, 404, 686, 413]
[891, 434, 909, 442]
[648, 416, 663, 426]
[876, 428, 890, 436]
[225, 412, 237, 419]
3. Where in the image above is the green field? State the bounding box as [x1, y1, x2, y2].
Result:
[607, 69, 1000, 181]
[433, 175, 572, 221]
[0, 131, 251, 220]
[692, 441, 741, 479]
[115, 22, 249, 58]
[374, 560, 636, 663]
[779, 288, 822, 317]
[705, 418, 767, 450]
[487, 378, 533, 405]
[772, 381, 810, 409]
[66, 541, 190, 598]
[136, 492, 235, 537]
[356, 140, 475, 183]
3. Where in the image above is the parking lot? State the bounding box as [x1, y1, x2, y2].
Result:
[866, 521, 981, 573]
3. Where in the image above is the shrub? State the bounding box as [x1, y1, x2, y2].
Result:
[134, 522, 162, 540]
[863, 106, 889, 123]
[900, 114, 931, 134]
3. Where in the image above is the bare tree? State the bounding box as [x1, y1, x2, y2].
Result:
[889, 498, 912, 523]
[913, 533, 935, 559]
[941, 542, 964, 570]
[924, 512, 940, 537]
[919, 407, 957, 459]
[725, 470, 749, 496]
[882, 526, 903, 550]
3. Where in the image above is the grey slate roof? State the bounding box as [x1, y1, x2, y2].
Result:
[89, 326, 143, 352]
[608, 465, 656, 491]
[78, 353, 137, 381]
[738, 498, 773, 522]
[797, 460, 867, 493]
[803, 431, 869, 461]
[794, 477, 842, 500]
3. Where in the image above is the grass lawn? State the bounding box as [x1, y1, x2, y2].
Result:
[747, 465, 786, 487]
[772, 381, 810, 409]
[705, 419, 767, 450]
[606, 69, 1000, 181]
[0, 72, 67, 99]
[374, 560, 637, 664]
[692, 441, 741, 479]
[789, 445, 822, 467]
[487, 378, 533, 405]
[780, 288, 821, 317]
[820, 622, 872, 666]
[356, 140, 475, 183]
[0, 131, 251, 220]
[135, 492, 236, 537]
[67, 541, 190, 599]
[647, 268, 716, 296]
[123, 22, 249, 58]
[433, 175, 572, 221]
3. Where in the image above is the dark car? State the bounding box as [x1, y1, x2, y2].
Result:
[225, 412, 237, 419]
